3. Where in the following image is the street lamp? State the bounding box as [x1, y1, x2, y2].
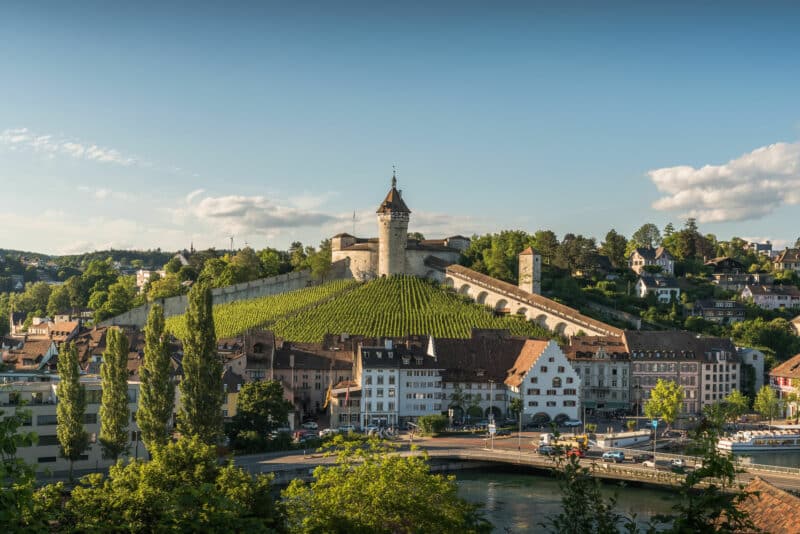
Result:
[489, 380, 495, 451]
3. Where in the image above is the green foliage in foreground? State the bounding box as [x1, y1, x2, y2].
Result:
[38, 437, 283, 533]
[543, 421, 758, 534]
[165, 278, 357, 339]
[282, 436, 491, 534]
[271, 275, 554, 342]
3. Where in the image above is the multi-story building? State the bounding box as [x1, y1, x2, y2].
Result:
[565, 336, 631, 415]
[505, 339, 581, 424]
[356, 339, 442, 428]
[432, 330, 527, 422]
[768, 353, 800, 419]
[0, 373, 145, 472]
[624, 330, 740, 415]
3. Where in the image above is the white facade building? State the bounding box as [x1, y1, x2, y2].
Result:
[0, 375, 145, 473]
[505, 340, 581, 424]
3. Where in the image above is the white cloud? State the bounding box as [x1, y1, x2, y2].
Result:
[1, 127, 138, 166]
[184, 192, 342, 236]
[647, 141, 800, 223]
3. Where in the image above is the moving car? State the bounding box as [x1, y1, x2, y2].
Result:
[563, 419, 582, 428]
[301, 421, 319, 430]
[670, 458, 686, 469]
[642, 460, 657, 468]
[537, 445, 556, 456]
[566, 448, 585, 458]
[602, 451, 625, 463]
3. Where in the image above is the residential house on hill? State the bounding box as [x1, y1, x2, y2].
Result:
[635, 275, 680, 303]
[1, 339, 58, 372]
[741, 284, 800, 310]
[691, 300, 746, 325]
[791, 314, 800, 336]
[747, 241, 773, 257]
[628, 247, 674, 275]
[774, 248, 800, 274]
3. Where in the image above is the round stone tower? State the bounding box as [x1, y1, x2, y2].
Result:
[376, 172, 410, 277]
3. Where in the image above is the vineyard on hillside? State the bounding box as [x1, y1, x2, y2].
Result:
[271, 276, 553, 342]
[165, 279, 358, 339]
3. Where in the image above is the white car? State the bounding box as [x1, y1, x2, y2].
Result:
[670, 458, 686, 468]
[318, 428, 337, 437]
[642, 460, 657, 469]
[563, 419, 582, 428]
[301, 421, 319, 430]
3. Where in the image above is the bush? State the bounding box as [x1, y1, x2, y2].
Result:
[417, 415, 448, 435]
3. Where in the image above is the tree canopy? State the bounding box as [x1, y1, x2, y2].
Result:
[644, 379, 685, 428]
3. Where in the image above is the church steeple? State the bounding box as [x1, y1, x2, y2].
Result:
[391, 165, 397, 189]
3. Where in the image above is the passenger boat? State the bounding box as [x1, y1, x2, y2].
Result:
[717, 430, 800, 452]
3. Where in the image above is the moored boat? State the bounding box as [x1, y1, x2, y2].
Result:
[717, 429, 800, 452]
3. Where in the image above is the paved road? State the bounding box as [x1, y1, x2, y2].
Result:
[234, 431, 800, 492]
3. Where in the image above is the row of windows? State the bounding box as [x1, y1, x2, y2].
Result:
[527, 400, 576, 407]
[525, 388, 578, 396]
[704, 374, 737, 383]
[364, 388, 396, 398]
[364, 375, 396, 385]
[405, 382, 440, 388]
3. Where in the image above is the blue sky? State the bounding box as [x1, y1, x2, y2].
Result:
[2, 1, 799, 254]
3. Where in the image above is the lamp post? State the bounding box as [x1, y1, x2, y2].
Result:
[489, 380, 495, 451]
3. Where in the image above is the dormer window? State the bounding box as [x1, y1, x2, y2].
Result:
[402, 356, 410, 365]
[415, 357, 422, 365]
[476, 369, 485, 377]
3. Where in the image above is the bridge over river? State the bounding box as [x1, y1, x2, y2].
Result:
[235, 440, 800, 493]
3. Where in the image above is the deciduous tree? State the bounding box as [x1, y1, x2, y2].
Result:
[99, 328, 130, 461]
[754, 385, 781, 425]
[138, 304, 175, 451]
[230, 380, 291, 438]
[644, 379, 684, 430]
[282, 437, 490, 533]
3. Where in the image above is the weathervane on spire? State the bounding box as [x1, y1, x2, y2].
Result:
[392, 164, 397, 188]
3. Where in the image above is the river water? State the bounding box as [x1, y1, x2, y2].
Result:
[456, 469, 677, 533]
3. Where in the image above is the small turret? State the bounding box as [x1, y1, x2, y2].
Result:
[519, 247, 542, 295]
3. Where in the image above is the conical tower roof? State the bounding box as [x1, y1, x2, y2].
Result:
[376, 172, 411, 214]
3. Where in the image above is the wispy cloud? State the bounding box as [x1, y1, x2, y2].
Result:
[647, 141, 800, 223]
[1, 127, 139, 166]
[78, 185, 136, 201]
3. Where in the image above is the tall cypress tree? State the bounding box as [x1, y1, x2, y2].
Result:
[179, 281, 222, 443]
[57, 341, 88, 482]
[99, 327, 130, 460]
[138, 303, 175, 451]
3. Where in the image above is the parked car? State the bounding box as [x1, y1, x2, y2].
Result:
[537, 445, 556, 456]
[496, 429, 512, 437]
[642, 460, 657, 469]
[318, 428, 337, 438]
[602, 451, 625, 463]
[338, 425, 358, 434]
[301, 421, 319, 430]
[563, 419, 582, 428]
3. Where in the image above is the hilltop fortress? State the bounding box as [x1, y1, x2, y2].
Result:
[330, 174, 470, 282]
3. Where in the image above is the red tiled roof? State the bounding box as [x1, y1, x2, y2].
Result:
[505, 339, 551, 387]
[734, 477, 800, 534]
[376, 186, 411, 214]
[770, 353, 800, 380]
